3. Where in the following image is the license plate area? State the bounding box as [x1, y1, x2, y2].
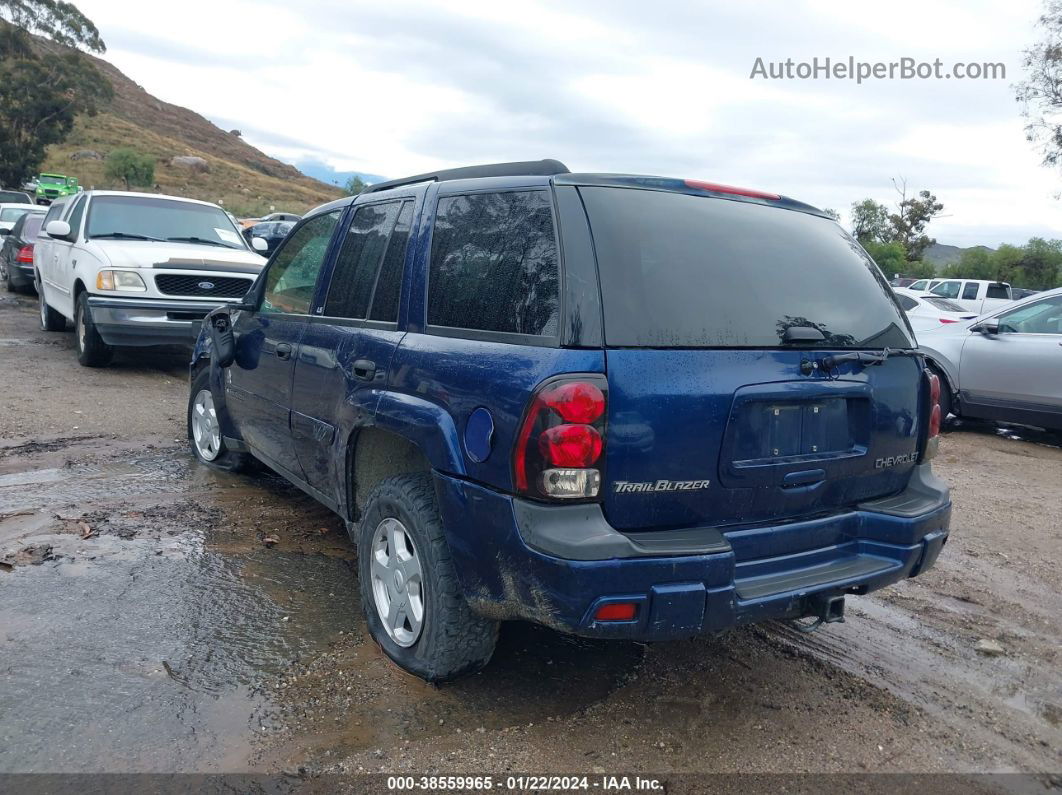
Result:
[720, 382, 870, 488]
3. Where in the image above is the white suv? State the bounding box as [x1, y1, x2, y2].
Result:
[34, 191, 268, 366]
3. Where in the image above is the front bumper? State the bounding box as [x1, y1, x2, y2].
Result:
[87, 295, 234, 347]
[433, 465, 951, 640]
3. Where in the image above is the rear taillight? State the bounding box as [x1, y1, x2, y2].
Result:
[938, 317, 957, 324]
[514, 375, 607, 500]
[922, 371, 941, 461]
[17, 245, 33, 264]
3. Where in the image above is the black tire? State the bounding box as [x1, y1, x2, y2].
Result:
[187, 368, 251, 472]
[37, 276, 65, 331]
[928, 363, 954, 420]
[74, 291, 113, 367]
[358, 473, 498, 682]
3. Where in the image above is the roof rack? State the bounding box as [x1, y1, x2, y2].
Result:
[362, 159, 570, 194]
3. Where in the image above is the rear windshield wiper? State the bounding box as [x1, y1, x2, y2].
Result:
[90, 232, 165, 241]
[820, 348, 921, 369]
[166, 236, 234, 248]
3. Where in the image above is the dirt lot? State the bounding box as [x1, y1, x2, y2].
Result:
[1, 291, 1059, 790]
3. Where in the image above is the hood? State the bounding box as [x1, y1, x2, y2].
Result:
[86, 240, 266, 271]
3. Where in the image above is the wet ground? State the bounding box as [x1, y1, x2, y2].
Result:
[1, 291, 1060, 787]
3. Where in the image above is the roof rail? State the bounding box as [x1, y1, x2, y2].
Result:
[362, 159, 570, 194]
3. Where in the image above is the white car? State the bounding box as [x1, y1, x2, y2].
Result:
[926, 278, 1012, 314]
[919, 287, 1062, 430]
[892, 287, 977, 333]
[0, 202, 42, 234]
[34, 191, 268, 367]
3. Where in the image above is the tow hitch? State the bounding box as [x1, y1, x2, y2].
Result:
[789, 594, 846, 633]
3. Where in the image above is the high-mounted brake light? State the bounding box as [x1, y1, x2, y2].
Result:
[683, 179, 780, 200]
[514, 375, 607, 500]
[17, 245, 33, 264]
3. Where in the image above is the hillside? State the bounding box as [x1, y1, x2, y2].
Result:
[923, 242, 996, 269]
[39, 49, 343, 217]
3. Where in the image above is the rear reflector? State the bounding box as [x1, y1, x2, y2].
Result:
[683, 179, 780, 200]
[594, 603, 637, 622]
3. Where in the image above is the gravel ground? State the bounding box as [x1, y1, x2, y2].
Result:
[0, 291, 1059, 792]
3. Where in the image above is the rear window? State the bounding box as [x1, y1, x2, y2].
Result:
[925, 296, 966, 312]
[22, 214, 44, 238]
[580, 188, 913, 348]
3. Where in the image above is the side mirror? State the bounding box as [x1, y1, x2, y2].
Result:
[45, 220, 71, 239]
[251, 236, 268, 253]
[975, 319, 1000, 336]
[0, 226, 11, 236]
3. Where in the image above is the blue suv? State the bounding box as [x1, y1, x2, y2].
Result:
[188, 160, 951, 681]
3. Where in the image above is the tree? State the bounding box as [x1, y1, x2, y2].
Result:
[861, 240, 908, 274]
[104, 148, 155, 190]
[344, 175, 367, 196]
[1016, 1, 1062, 171]
[888, 179, 943, 261]
[850, 199, 891, 244]
[822, 207, 841, 221]
[0, 3, 112, 187]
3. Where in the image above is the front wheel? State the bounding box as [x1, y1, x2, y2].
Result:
[358, 473, 498, 682]
[187, 369, 250, 472]
[74, 292, 113, 367]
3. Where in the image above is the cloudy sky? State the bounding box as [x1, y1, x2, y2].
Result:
[76, 0, 1058, 246]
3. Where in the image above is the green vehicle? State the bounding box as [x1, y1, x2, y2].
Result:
[35, 173, 80, 205]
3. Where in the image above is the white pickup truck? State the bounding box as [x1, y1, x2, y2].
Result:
[34, 191, 268, 366]
[927, 279, 1013, 315]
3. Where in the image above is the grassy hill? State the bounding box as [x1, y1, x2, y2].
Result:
[39, 50, 343, 217]
[923, 242, 996, 270]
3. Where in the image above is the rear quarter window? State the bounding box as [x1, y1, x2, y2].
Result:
[580, 187, 913, 348]
[427, 190, 559, 337]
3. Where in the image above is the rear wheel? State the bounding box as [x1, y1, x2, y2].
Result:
[187, 368, 250, 472]
[37, 275, 65, 331]
[358, 473, 498, 682]
[74, 292, 112, 367]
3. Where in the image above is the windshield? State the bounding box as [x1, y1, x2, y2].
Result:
[0, 207, 37, 222]
[580, 187, 914, 349]
[40, 175, 64, 185]
[86, 196, 247, 249]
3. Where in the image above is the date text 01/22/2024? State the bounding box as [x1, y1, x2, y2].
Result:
[386, 775, 665, 790]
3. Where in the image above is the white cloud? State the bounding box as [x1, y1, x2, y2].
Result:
[76, 0, 1062, 244]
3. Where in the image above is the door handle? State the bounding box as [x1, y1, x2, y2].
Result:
[352, 358, 376, 381]
[275, 342, 292, 360]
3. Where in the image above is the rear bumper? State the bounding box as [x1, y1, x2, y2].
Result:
[434, 465, 950, 640]
[9, 263, 35, 288]
[87, 295, 233, 347]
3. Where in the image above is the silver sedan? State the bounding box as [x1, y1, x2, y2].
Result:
[918, 287, 1062, 431]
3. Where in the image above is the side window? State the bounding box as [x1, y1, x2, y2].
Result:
[65, 196, 87, 238]
[986, 283, 1009, 299]
[895, 294, 918, 311]
[962, 282, 979, 300]
[39, 200, 66, 234]
[427, 190, 559, 336]
[931, 281, 960, 299]
[324, 201, 401, 319]
[997, 296, 1062, 334]
[370, 202, 414, 322]
[261, 210, 341, 315]
[909, 280, 927, 291]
